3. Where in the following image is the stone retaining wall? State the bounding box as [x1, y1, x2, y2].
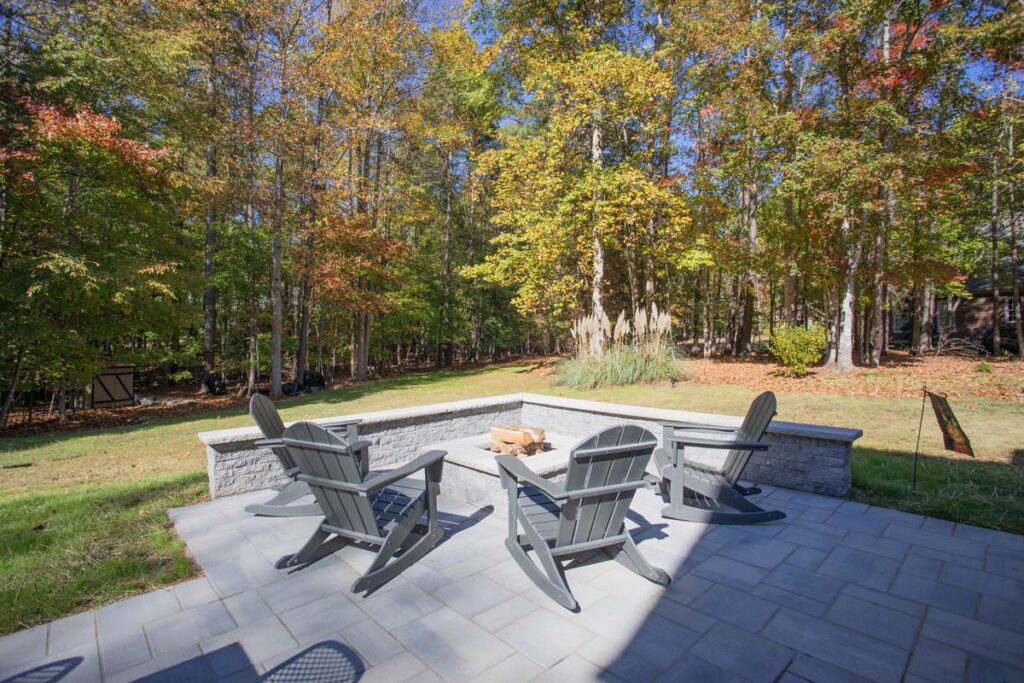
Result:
[199, 393, 861, 499]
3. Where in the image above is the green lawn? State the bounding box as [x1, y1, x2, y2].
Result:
[2, 362, 1022, 634]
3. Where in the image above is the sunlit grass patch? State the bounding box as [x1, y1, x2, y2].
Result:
[0, 473, 205, 634]
[850, 447, 1024, 534]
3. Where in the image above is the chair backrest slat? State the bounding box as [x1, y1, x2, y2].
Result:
[283, 422, 381, 537]
[556, 425, 657, 547]
[250, 394, 295, 471]
[722, 391, 777, 483]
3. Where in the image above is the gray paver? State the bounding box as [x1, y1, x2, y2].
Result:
[48, 611, 96, 655]
[655, 654, 746, 683]
[752, 584, 829, 617]
[939, 562, 1024, 601]
[967, 655, 1024, 683]
[717, 535, 797, 569]
[889, 571, 978, 616]
[785, 546, 827, 570]
[361, 651, 427, 683]
[824, 594, 920, 648]
[907, 637, 967, 683]
[496, 610, 593, 667]
[786, 654, 872, 683]
[884, 524, 986, 559]
[692, 584, 778, 632]
[977, 595, 1024, 634]
[902, 553, 942, 580]
[200, 617, 298, 678]
[434, 573, 518, 618]
[690, 621, 793, 683]
[691, 555, 768, 589]
[953, 523, 1024, 550]
[764, 564, 845, 603]
[922, 608, 1024, 669]
[470, 652, 545, 683]
[764, 608, 909, 683]
[840, 530, 910, 560]
[7, 485, 1024, 683]
[340, 618, 405, 666]
[358, 581, 444, 630]
[818, 545, 901, 590]
[224, 590, 274, 627]
[277, 593, 365, 642]
[985, 551, 1024, 581]
[392, 607, 513, 680]
[173, 577, 219, 609]
[777, 524, 843, 552]
[145, 601, 237, 655]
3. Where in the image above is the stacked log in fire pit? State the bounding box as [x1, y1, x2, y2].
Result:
[489, 424, 546, 457]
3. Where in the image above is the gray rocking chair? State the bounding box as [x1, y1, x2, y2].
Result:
[246, 394, 362, 517]
[277, 421, 445, 594]
[497, 424, 670, 611]
[651, 391, 785, 525]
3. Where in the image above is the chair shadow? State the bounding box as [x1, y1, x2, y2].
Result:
[127, 641, 363, 682]
[1, 657, 81, 683]
[262, 641, 363, 682]
[276, 504, 494, 583]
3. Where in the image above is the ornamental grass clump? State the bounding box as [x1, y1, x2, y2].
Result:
[769, 324, 827, 377]
[555, 305, 690, 389]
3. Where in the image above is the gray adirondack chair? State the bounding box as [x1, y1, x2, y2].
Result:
[246, 394, 363, 517]
[496, 424, 670, 611]
[651, 391, 785, 525]
[277, 421, 445, 594]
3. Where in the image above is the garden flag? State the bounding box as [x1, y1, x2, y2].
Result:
[926, 391, 974, 457]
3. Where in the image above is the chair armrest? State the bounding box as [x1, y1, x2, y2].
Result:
[280, 437, 356, 456]
[325, 419, 362, 434]
[494, 455, 568, 501]
[663, 421, 740, 434]
[255, 438, 282, 449]
[668, 435, 769, 450]
[361, 450, 446, 492]
[345, 439, 372, 452]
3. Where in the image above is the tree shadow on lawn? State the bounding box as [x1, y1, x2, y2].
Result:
[0, 363, 524, 454]
[851, 446, 1024, 534]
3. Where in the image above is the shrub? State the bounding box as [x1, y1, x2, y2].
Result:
[556, 305, 691, 389]
[553, 344, 690, 389]
[769, 324, 827, 377]
[977, 360, 993, 373]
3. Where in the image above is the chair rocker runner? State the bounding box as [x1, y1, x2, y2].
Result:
[246, 394, 363, 517]
[277, 421, 446, 594]
[650, 391, 785, 525]
[497, 424, 670, 611]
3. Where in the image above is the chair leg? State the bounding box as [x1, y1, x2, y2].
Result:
[276, 526, 333, 569]
[505, 538, 577, 611]
[661, 473, 786, 525]
[352, 498, 443, 594]
[507, 510, 577, 611]
[604, 535, 671, 586]
[245, 481, 320, 517]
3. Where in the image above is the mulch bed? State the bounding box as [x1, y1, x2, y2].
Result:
[687, 352, 1024, 402]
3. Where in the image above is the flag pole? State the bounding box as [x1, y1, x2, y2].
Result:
[912, 386, 927, 491]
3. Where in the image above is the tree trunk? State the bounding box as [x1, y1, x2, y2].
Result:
[590, 120, 606, 355]
[991, 151, 1002, 357]
[832, 214, 861, 372]
[0, 344, 24, 427]
[271, 147, 284, 397]
[201, 61, 218, 391]
[870, 203, 889, 368]
[735, 183, 757, 355]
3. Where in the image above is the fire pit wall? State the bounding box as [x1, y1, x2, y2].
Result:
[199, 393, 860, 504]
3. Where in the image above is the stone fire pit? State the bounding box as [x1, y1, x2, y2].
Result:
[198, 393, 862, 513]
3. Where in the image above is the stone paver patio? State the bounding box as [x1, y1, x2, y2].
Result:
[2, 484, 1022, 682]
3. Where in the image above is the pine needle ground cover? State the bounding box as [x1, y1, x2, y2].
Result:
[2, 361, 1022, 634]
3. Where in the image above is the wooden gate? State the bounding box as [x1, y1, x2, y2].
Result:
[91, 363, 135, 408]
